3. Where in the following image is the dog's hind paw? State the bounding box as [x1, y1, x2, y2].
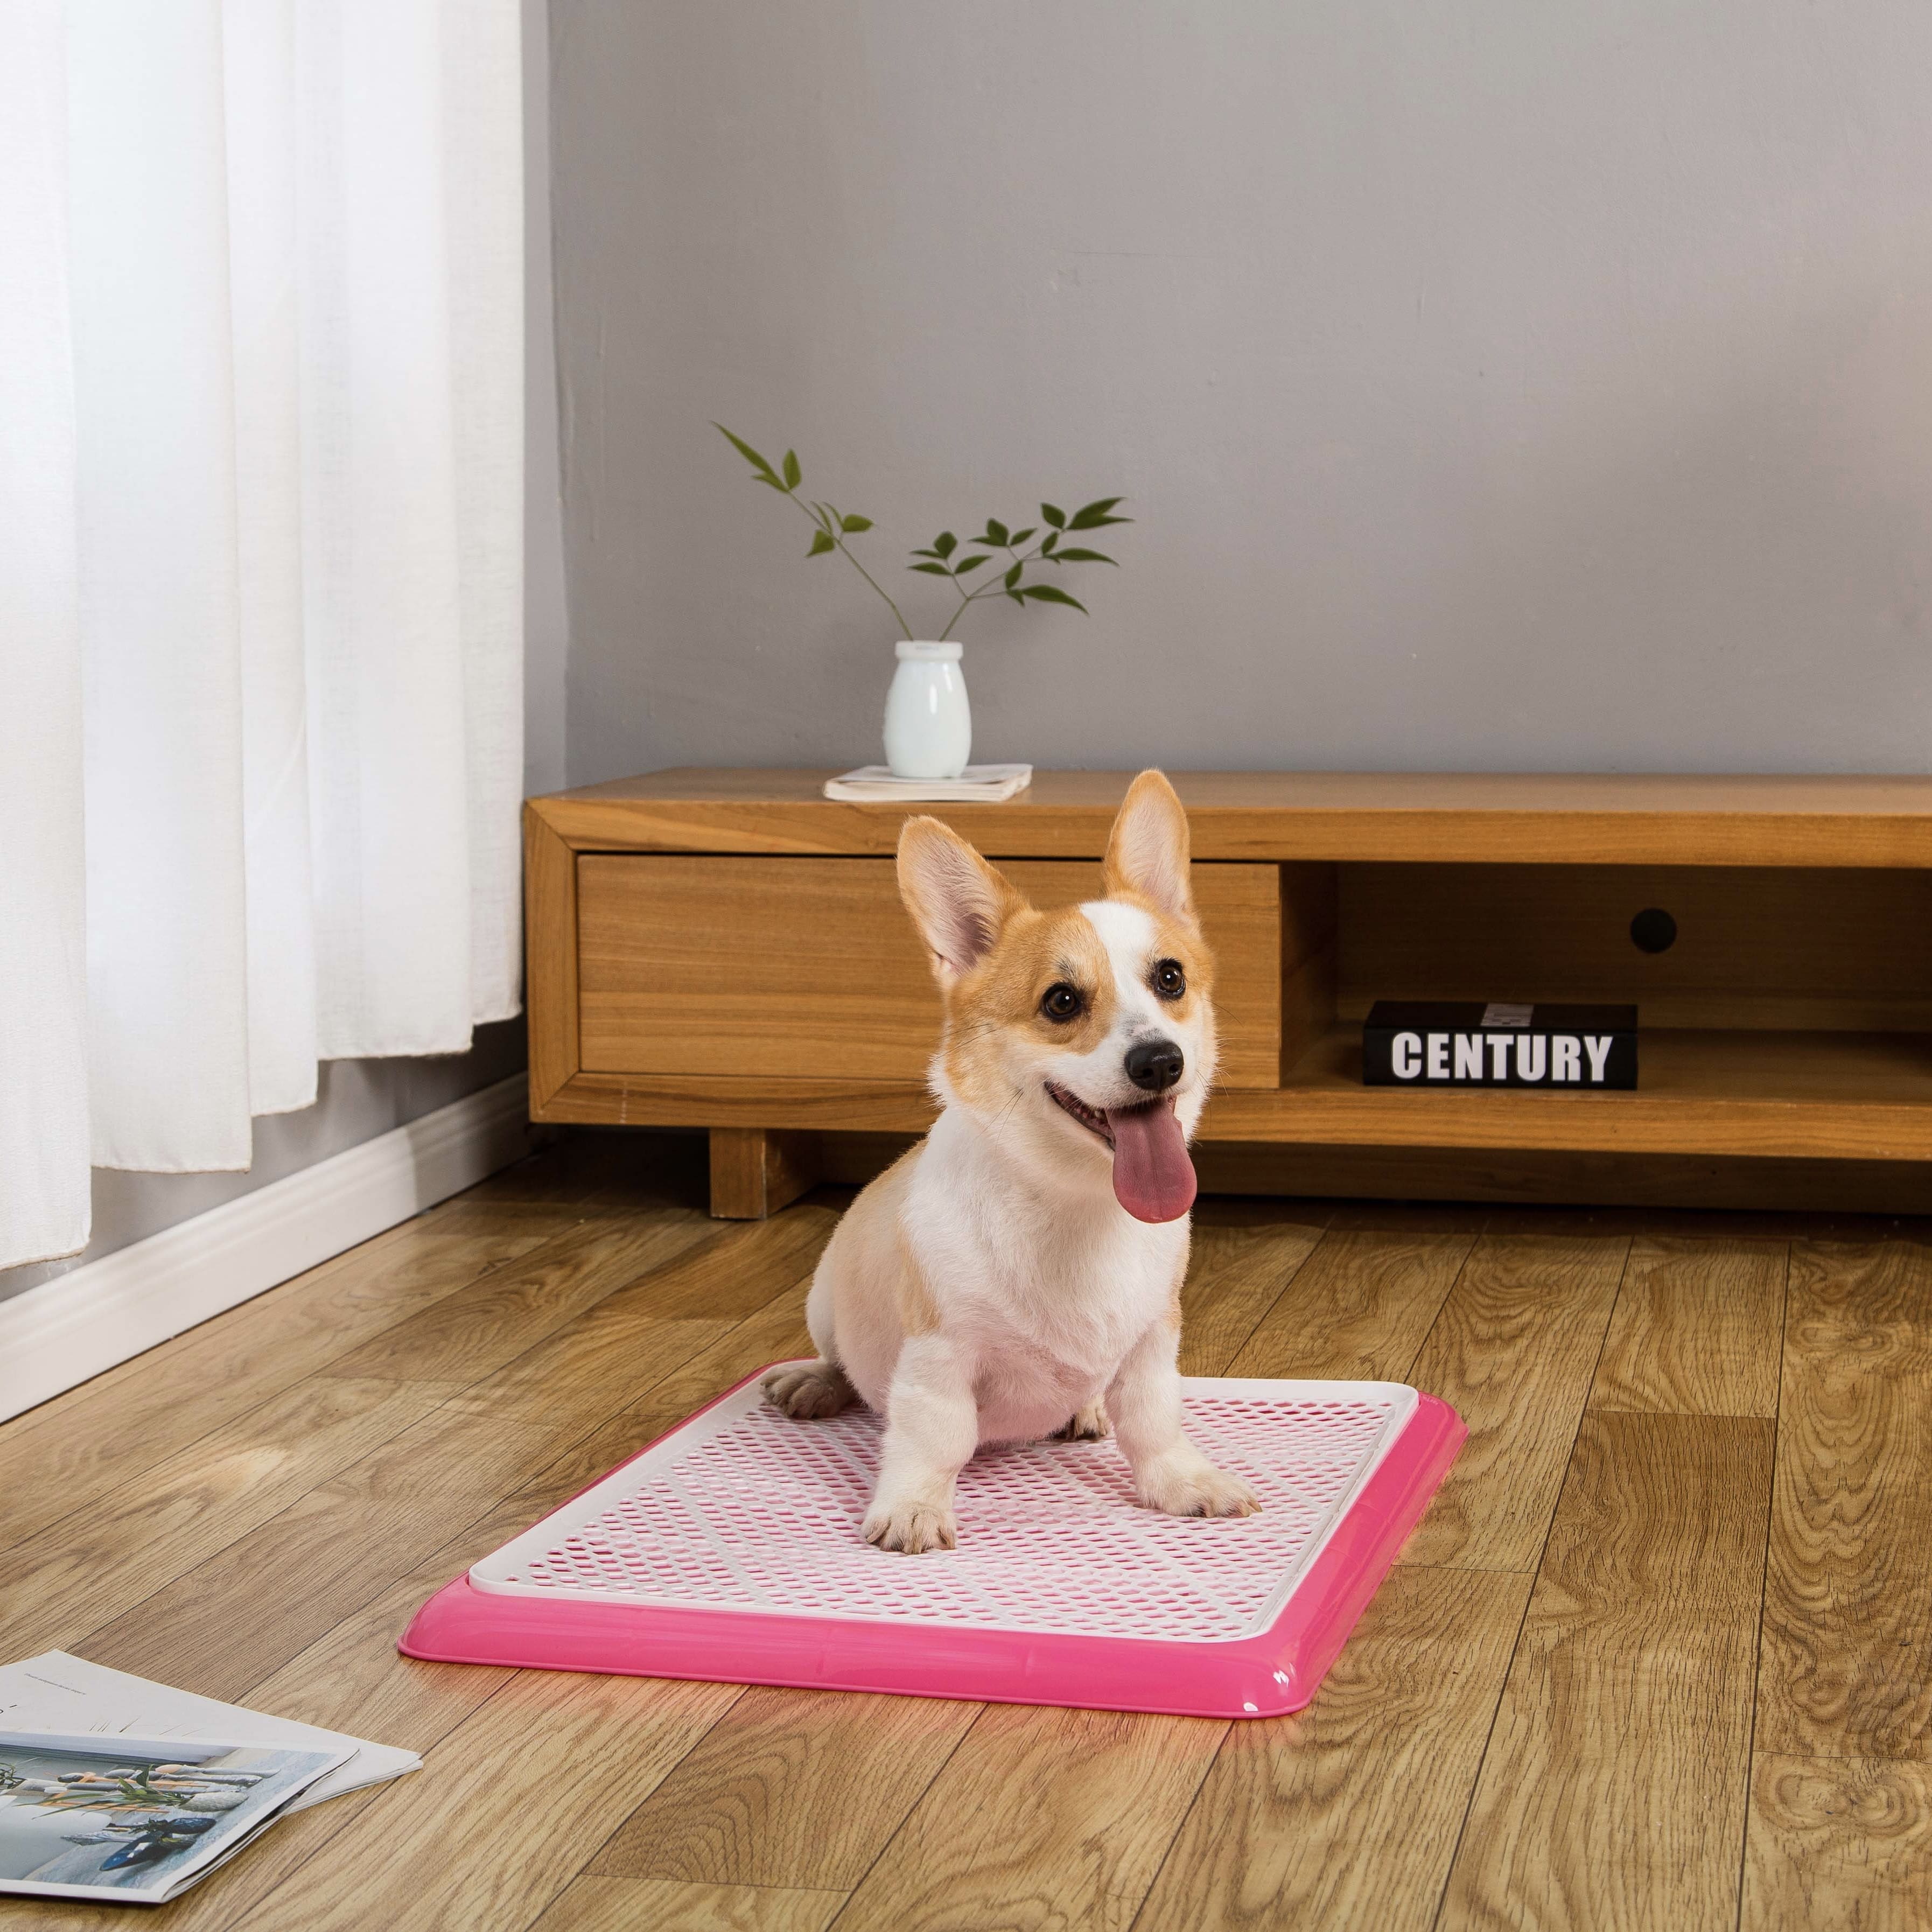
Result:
[761, 1358, 858, 1420]
[1050, 1401, 1111, 1441]
[862, 1496, 958, 1555]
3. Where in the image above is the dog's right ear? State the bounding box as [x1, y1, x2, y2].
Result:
[897, 816, 1028, 981]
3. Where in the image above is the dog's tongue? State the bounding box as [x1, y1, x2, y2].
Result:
[1108, 1101, 1196, 1223]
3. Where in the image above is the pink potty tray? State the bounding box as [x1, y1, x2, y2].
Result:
[401, 1366, 1464, 1720]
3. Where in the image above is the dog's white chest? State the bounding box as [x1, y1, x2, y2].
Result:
[907, 1132, 1187, 1439]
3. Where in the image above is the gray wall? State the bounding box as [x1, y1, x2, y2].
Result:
[551, 0, 1932, 783]
[0, 0, 569, 1307]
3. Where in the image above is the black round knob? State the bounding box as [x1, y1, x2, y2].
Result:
[1630, 908, 1677, 954]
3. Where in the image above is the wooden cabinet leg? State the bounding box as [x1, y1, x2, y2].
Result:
[709, 1128, 820, 1219]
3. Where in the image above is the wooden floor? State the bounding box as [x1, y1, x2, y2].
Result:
[4, 1132, 1930, 1931]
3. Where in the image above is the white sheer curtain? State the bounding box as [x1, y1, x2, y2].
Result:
[0, 0, 524, 1272]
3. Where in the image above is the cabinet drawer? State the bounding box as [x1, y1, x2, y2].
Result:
[577, 856, 1282, 1087]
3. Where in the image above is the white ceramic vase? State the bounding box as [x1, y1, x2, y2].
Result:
[883, 640, 971, 780]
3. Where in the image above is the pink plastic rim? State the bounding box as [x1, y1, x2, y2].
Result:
[399, 1369, 1464, 1719]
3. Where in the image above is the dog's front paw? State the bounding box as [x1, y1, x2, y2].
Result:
[1139, 1458, 1262, 1520]
[863, 1496, 958, 1554]
[761, 1358, 857, 1420]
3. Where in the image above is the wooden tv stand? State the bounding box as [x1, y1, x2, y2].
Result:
[526, 769, 1932, 1217]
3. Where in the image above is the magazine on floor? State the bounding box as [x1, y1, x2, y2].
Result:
[0, 1653, 423, 1903]
[0, 1653, 420, 1809]
[0, 1731, 347, 1903]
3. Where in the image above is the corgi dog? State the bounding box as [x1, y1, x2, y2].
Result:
[761, 769, 1261, 1553]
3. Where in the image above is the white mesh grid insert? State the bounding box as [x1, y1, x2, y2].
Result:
[470, 1374, 1418, 1644]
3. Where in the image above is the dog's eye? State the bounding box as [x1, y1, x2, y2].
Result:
[1040, 983, 1084, 1023]
[1152, 959, 1186, 1000]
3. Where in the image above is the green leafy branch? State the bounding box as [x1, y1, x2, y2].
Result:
[715, 426, 912, 638]
[911, 498, 1129, 640]
[716, 425, 1129, 643]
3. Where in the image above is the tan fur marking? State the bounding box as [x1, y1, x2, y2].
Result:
[940, 903, 1118, 1107]
[894, 1226, 943, 1336]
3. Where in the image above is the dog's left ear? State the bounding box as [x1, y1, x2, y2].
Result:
[1103, 769, 1194, 925]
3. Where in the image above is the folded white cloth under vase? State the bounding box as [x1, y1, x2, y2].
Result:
[822, 764, 1032, 803]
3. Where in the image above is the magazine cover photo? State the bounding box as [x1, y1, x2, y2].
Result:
[0, 1734, 345, 1903]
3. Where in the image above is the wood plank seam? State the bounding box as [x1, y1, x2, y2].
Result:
[1754, 1238, 1932, 1761]
[1124, 1562, 1533, 1932]
[1407, 1226, 1562, 1932]
[1400, 1235, 1478, 1385]
[1587, 1236, 1788, 1420]
[1398, 1229, 1633, 1572]
[1423, 1235, 1634, 1931]
[1110, 1723, 1237, 1932]
[562, 1683, 759, 1887]
[825, 1703, 1234, 1932]
[68, 1252, 815, 1692]
[806, 1713, 986, 1931]
[0, 1173, 832, 1926]
[1733, 1243, 1792, 1932]
[1188, 1213, 1336, 1375]
[1436, 1414, 1776, 1928]
[1740, 1753, 1932, 1924]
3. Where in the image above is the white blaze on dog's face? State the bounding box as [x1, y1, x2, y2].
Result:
[896, 771, 1217, 1223]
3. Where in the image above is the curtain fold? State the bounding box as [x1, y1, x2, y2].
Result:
[226, 0, 322, 1118]
[445, 2, 529, 1030]
[0, 0, 89, 1269]
[0, 0, 524, 1271]
[68, 0, 254, 1173]
[299, 0, 475, 1061]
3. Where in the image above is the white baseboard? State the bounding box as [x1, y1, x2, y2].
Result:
[0, 1075, 534, 1424]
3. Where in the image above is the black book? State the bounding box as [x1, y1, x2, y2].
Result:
[1362, 1001, 1637, 1089]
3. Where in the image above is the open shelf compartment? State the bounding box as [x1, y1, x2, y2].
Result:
[1253, 858, 1932, 1161]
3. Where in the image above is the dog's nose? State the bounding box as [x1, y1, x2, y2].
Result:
[1125, 1039, 1185, 1094]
